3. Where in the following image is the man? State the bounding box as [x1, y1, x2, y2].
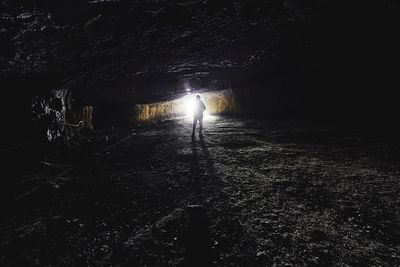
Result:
[192, 95, 206, 137]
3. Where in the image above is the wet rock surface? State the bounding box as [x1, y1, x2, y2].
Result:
[1, 116, 400, 266]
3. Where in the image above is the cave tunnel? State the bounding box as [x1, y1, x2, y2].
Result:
[1, 0, 400, 266]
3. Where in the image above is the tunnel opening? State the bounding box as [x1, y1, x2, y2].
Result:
[133, 89, 240, 122]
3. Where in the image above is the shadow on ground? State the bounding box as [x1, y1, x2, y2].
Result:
[1, 117, 400, 266]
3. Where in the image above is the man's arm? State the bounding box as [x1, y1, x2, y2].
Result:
[201, 101, 206, 111]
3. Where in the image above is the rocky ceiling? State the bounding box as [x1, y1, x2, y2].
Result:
[0, 0, 325, 102]
[1, 0, 399, 106]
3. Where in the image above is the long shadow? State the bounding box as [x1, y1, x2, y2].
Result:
[198, 136, 217, 178]
[189, 135, 220, 193]
[186, 121, 261, 265]
[183, 136, 218, 266]
[190, 137, 201, 180]
[195, 135, 258, 265]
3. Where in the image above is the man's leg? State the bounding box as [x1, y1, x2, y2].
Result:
[192, 116, 197, 135]
[199, 114, 203, 135]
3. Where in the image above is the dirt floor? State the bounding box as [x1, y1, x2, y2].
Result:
[1, 116, 400, 266]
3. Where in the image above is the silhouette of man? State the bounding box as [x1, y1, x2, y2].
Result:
[192, 95, 206, 137]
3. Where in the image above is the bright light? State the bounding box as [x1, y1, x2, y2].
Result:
[180, 93, 217, 121]
[182, 93, 196, 117]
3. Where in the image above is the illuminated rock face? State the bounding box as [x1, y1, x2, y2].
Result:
[134, 99, 182, 122]
[133, 89, 239, 121]
[201, 90, 240, 115]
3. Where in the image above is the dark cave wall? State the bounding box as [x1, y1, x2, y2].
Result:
[231, 0, 400, 133]
[0, 73, 66, 178]
[311, 0, 399, 129]
[233, 58, 400, 133]
[233, 65, 312, 120]
[1, 74, 64, 147]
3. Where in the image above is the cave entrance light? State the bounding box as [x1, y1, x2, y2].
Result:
[133, 89, 236, 122]
[180, 93, 216, 122]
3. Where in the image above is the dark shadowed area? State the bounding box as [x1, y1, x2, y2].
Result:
[1, 0, 400, 266]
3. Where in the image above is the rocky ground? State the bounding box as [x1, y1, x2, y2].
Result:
[1, 116, 400, 266]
